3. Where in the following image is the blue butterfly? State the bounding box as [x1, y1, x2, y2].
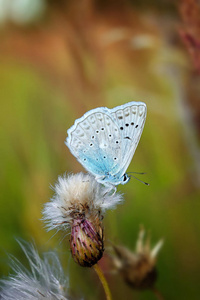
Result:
[65, 101, 147, 189]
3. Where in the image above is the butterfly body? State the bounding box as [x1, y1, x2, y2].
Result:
[66, 101, 147, 188]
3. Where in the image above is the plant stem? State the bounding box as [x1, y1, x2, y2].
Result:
[93, 263, 112, 300]
[152, 287, 165, 300]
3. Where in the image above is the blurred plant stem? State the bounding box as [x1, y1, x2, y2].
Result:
[152, 287, 165, 300]
[93, 263, 112, 300]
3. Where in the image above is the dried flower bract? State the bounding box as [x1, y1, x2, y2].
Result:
[111, 227, 163, 290]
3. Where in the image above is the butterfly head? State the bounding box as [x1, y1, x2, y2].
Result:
[121, 173, 130, 185]
[96, 173, 130, 186]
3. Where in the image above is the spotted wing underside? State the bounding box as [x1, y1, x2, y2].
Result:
[66, 108, 123, 178]
[110, 102, 147, 177]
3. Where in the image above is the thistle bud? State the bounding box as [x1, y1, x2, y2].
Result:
[70, 218, 104, 267]
[42, 172, 123, 267]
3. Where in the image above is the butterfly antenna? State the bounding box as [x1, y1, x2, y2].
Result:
[127, 172, 146, 175]
[129, 174, 149, 186]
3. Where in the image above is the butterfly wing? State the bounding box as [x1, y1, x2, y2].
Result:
[110, 101, 147, 177]
[66, 107, 123, 180]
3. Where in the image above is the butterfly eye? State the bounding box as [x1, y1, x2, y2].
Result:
[123, 174, 127, 181]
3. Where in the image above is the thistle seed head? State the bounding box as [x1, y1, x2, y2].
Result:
[42, 172, 123, 232]
[0, 241, 82, 300]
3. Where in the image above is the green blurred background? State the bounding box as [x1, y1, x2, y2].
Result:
[1, 0, 200, 299]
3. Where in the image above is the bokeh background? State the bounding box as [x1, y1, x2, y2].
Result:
[1, 0, 200, 299]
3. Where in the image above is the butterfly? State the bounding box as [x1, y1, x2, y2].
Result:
[65, 101, 147, 189]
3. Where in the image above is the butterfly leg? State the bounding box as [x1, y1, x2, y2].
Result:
[94, 175, 117, 195]
[102, 184, 117, 196]
[95, 175, 106, 183]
